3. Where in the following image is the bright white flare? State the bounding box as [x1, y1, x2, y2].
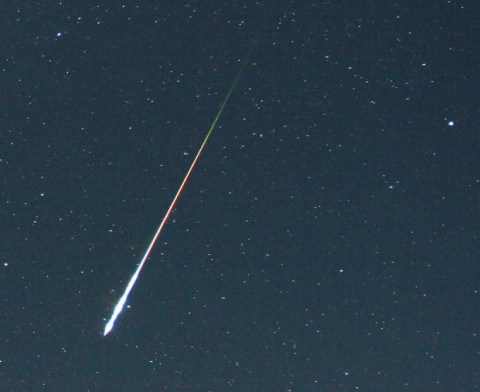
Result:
[103, 255, 145, 335]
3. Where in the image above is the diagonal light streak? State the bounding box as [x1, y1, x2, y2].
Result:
[103, 51, 251, 336]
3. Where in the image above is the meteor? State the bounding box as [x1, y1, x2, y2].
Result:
[103, 51, 251, 336]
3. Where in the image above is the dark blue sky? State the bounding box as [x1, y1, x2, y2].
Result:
[1, 1, 478, 391]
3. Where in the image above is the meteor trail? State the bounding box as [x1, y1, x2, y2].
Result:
[103, 51, 251, 336]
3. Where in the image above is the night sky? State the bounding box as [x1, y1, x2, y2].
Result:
[1, 2, 478, 391]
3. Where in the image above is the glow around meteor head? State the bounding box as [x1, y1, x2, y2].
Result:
[104, 319, 114, 336]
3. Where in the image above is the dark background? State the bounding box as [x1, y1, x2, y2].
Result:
[1, 1, 478, 391]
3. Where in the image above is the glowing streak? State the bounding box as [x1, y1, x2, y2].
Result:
[103, 53, 251, 336]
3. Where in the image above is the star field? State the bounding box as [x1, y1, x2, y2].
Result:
[1, 1, 478, 391]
